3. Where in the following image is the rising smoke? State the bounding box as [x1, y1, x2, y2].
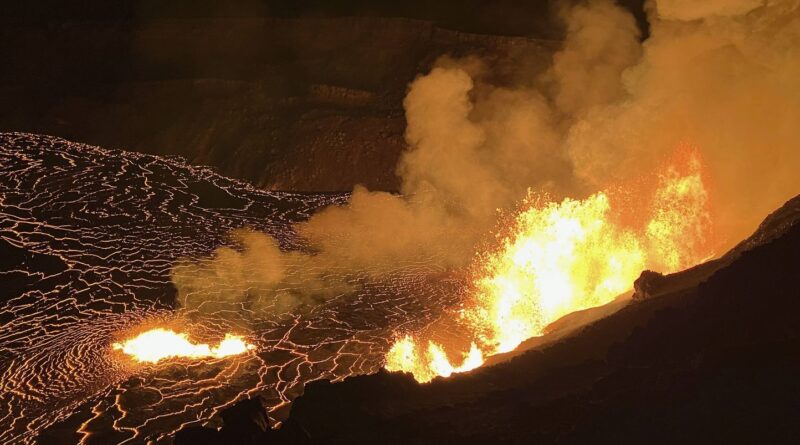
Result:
[173, 0, 800, 315]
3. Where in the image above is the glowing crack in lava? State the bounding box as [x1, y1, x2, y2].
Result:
[386, 148, 712, 382]
[113, 329, 255, 363]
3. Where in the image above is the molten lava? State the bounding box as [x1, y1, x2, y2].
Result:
[386, 148, 713, 382]
[385, 336, 485, 383]
[113, 328, 255, 363]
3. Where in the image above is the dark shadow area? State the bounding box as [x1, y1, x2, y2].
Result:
[1, 0, 645, 192]
[174, 395, 310, 445]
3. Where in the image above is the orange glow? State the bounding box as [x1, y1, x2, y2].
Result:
[646, 150, 713, 272]
[112, 328, 255, 363]
[386, 148, 713, 382]
[385, 336, 484, 383]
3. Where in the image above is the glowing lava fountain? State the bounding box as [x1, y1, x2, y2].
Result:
[386, 148, 713, 382]
[113, 328, 255, 363]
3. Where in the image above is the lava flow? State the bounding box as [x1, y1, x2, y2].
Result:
[113, 329, 255, 363]
[386, 148, 713, 382]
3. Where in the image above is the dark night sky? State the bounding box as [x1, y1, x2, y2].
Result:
[4, 0, 647, 38]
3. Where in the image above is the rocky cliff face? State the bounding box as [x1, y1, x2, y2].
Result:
[1, 16, 557, 191]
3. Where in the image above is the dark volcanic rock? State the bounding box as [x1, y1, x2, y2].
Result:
[175, 396, 310, 445]
[632, 270, 666, 300]
[220, 396, 272, 444]
[174, 426, 222, 445]
[283, 194, 800, 444]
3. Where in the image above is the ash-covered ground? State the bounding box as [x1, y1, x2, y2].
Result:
[0, 133, 463, 445]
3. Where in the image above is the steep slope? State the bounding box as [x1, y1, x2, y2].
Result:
[284, 194, 800, 444]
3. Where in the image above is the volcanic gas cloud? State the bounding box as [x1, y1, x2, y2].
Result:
[169, 0, 800, 381]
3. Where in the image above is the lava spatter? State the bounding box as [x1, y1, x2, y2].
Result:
[386, 148, 714, 382]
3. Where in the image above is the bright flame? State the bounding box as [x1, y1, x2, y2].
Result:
[113, 328, 255, 363]
[466, 192, 646, 354]
[646, 152, 712, 272]
[385, 336, 484, 383]
[386, 148, 712, 382]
